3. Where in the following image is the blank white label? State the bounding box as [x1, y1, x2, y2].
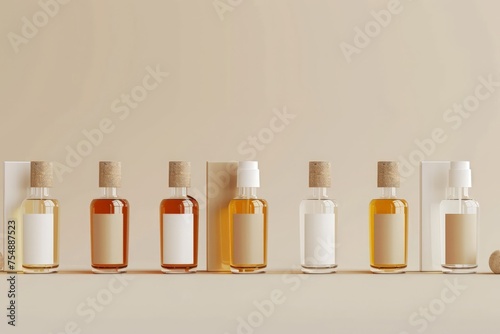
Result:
[304, 213, 335, 265]
[92, 214, 124, 264]
[232, 214, 264, 265]
[23, 214, 54, 264]
[374, 214, 405, 265]
[162, 214, 194, 264]
[445, 214, 477, 264]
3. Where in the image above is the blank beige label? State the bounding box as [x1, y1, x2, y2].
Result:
[374, 214, 405, 264]
[445, 214, 477, 264]
[232, 214, 264, 265]
[92, 214, 124, 264]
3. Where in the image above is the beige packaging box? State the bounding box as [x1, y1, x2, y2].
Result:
[420, 161, 450, 271]
[206, 162, 238, 272]
[3, 161, 31, 272]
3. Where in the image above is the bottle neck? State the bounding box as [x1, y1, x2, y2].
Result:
[379, 187, 397, 199]
[238, 187, 257, 198]
[29, 187, 50, 199]
[170, 187, 187, 198]
[311, 187, 328, 200]
[448, 187, 470, 200]
[101, 187, 119, 198]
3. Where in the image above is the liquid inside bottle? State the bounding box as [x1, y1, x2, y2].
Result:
[229, 161, 267, 274]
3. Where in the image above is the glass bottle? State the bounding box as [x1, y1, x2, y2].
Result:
[369, 161, 408, 273]
[228, 161, 267, 273]
[440, 161, 479, 274]
[299, 161, 337, 273]
[22, 161, 59, 273]
[160, 161, 199, 273]
[90, 161, 129, 273]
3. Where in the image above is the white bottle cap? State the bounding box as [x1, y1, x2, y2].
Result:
[237, 161, 260, 188]
[449, 161, 472, 188]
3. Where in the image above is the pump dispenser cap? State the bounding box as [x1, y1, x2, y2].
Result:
[169, 161, 191, 188]
[309, 161, 331, 188]
[449, 161, 472, 188]
[237, 161, 260, 188]
[31, 161, 53, 187]
[99, 161, 121, 188]
[377, 161, 400, 188]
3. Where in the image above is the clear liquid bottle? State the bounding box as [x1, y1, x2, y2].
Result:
[22, 161, 59, 273]
[90, 161, 129, 273]
[228, 161, 267, 273]
[299, 161, 337, 273]
[160, 161, 199, 273]
[440, 161, 479, 274]
[369, 161, 408, 273]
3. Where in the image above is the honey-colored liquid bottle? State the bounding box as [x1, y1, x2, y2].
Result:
[299, 161, 337, 273]
[22, 161, 59, 273]
[229, 161, 267, 273]
[160, 161, 199, 273]
[369, 161, 408, 273]
[90, 161, 129, 273]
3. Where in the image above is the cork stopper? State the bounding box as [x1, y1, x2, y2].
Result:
[169, 161, 191, 187]
[309, 161, 331, 188]
[31, 161, 53, 187]
[99, 161, 121, 188]
[377, 161, 400, 188]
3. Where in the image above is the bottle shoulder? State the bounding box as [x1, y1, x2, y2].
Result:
[370, 198, 408, 205]
[441, 197, 478, 202]
[301, 197, 337, 203]
[369, 198, 408, 214]
[91, 198, 129, 206]
[162, 195, 198, 202]
[229, 197, 267, 207]
[23, 198, 59, 207]
[160, 196, 198, 208]
[440, 198, 479, 208]
[299, 198, 337, 214]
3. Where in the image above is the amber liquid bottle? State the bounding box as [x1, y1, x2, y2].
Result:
[369, 161, 408, 273]
[229, 161, 267, 274]
[160, 161, 199, 273]
[90, 161, 129, 273]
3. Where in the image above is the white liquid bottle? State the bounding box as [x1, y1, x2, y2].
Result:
[299, 161, 337, 273]
[440, 161, 479, 274]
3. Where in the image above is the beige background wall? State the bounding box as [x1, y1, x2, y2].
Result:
[2, 0, 500, 272]
[1, 1, 500, 332]
[2, 0, 500, 271]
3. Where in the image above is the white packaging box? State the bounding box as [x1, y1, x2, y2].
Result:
[3, 161, 30, 272]
[206, 162, 238, 272]
[420, 161, 450, 271]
